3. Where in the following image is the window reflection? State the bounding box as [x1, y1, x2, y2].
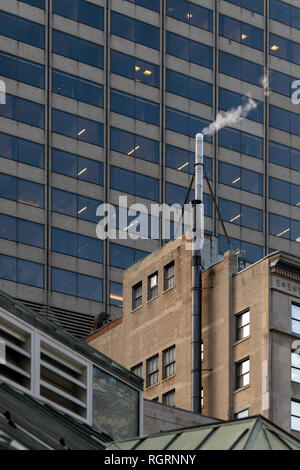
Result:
[110, 282, 123, 307]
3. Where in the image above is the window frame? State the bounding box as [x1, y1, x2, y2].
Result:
[148, 272, 158, 301]
[132, 282, 143, 311]
[146, 354, 159, 388]
[162, 345, 176, 380]
[235, 358, 250, 390]
[236, 310, 250, 342]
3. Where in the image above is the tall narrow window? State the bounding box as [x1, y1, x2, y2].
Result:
[236, 310, 250, 341]
[291, 351, 300, 384]
[131, 363, 143, 379]
[162, 389, 175, 407]
[132, 282, 142, 310]
[164, 262, 175, 291]
[291, 400, 300, 432]
[148, 272, 158, 301]
[163, 345, 176, 379]
[146, 354, 159, 387]
[292, 304, 300, 335]
[235, 358, 250, 390]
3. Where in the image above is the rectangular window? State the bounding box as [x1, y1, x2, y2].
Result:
[235, 358, 250, 390]
[269, 213, 300, 243]
[219, 198, 263, 232]
[166, 145, 212, 178]
[166, 0, 213, 31]
[219, 127, 263, 159]
[166, 69, 212, 106]
[148, 273, 158, 301]
[110, 243, 149, 270]
[292, 304, 300, 335]
[291, 351, 300, 384]
[52, 188, 100, 223]
[110, 127, 159, 164]
[111, 11, 160, 50]
[270, 69, 297, 98]
[166, 107, 212, 142]
[270, 105, 300, 138]
[270, 0, 300, 30]
[269, 141, 300, 172]
[162, 389, 175, 407]
[224, 0, 263, 14]
[236, 311, 250, 341]
[164, 262, 175, 291]
[220, 15, 263, 51]
[52, 148, 103, 185]
[0, 95, 44, 128]
[128, 0, 160, 11]
[131, 363, 143, 378]
[52, 228, 102, 263]
[0, 51, 45, 88]
[53, 0, 104, 29]
[52, 30, 104, 68]
[0, 254, 44, 288]
[219, 235, 263, 265]
[166, 32, 212, 69]
[0, 11, 45, 48]
[110, 50, 159, 88]
[219, 162, 263, 195]
[269, 33, 300, 66]
[235, 409, 249, 419]
[52, 109, 103, 146]
[291, 400, 300, 432]
[109, 282, 123, 307]
[219, 51, 263, 87]
[52, 70, 103, 107]
[219, 89, 263, 123]
[0, 173, 44, 208]
[110, 89, 159, 126]
[0, 132, 44, 168]
[269, 177, 300, 207]
[163, 345, 176, 379]
[146, 354, 159, 387]
[132, 282, 143, 310]
[20, 0, 45, 7]
[110, 166, 159, 202]
[52, 267, 103, 302]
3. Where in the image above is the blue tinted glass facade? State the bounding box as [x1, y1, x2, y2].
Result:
[220, 15, 264, 50]
[0, 52, 45, 88]
[19, 0, 45, 7]
[219, 89, 263, 123]
[165, 144, 212, 179]
[0, 132, 44, 168]
[270, 69, 297, 97]
[269, 213, 300, 242]
[111, 11, 160, 50]
[52, 30, 104, 68]
[270, 0, 300, 30]
[224, 0, 263, 14]
[111, 89, 159, 126]
[269, 177, 300, 207]
[53, 0, 104, 29]
[110, 50, 159, 87]
[219, 235, 263, 263]
[0, 11, 45, 48]
[166, 0, 213, 32]
[166, 32, 213, 69]
[110, 128, 159, 164]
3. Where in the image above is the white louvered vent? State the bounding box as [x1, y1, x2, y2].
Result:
[39, 340, 88, 420]
[0, 315, 32, 391]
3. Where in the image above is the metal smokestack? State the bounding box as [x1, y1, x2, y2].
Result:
[191, 133, 203, 414]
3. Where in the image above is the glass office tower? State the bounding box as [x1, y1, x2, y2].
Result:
[0, 0, 299, 337]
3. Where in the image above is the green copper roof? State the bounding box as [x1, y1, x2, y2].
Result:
[107, 416, 300, 451]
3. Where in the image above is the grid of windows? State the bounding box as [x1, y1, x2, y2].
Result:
[292, 304, 300, 335]
[166, 69, 212, 106]
[219, 51, 263, 86]
[235, 358, 250, 390]
[166, 107, 212, 142]
[148, 273, 158, 301]
[132, 282, 142, 310]
[52, 188, 100, 223]
[291, 400, 300, 432]
[166, 32, 213, 69]
[164, 262, 175, 291]
[162, 389, 175, 407]
[236, 311, 250, 341]
[146, 354, 159, 388]
[52, 70, 103, 107]
[52, 109, 103, 146]
[110, 89, 159, 126]
[131, 363, 143, 378]
[163, 345, 176, 379]
[219, 128, 263, 159]
[219, 162, 263, 195]
[110, 166, 159, 202]
[270, 0, 300, 30]
[110, 127, 159, 164]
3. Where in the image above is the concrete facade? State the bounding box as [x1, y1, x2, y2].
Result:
[86, 236, 300, 437]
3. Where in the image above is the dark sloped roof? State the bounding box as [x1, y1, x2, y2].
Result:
[0, 381, 113, 450]
[107, 415, 300, 451]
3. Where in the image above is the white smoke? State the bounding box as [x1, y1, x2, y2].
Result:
[202, 95, 257, 137]
[202, 74, 269, 137]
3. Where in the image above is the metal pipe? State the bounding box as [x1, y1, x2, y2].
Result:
[191, 133, 203, 414]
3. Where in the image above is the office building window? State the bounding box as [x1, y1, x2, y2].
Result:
[0, 11, 45, 49]
[235, 409, 249, 420]
[52, 149, 103, 185]
[166, 107, 212, 142]
[0, 51, 45, 89]
[52, 188, 100, 223]
[220, 15, 264, 51]
[111, 11, 160, 50]
[163, 345, 176, 379]
[52, 109, 103, 146]
[164, 262, 175, 291]
[110, 243, 149, 270]
[0, 132, 44, 168]
[219, 51, 263, 87]
[269, 141, 300, 172]
[148, 273, 158, 301]
[291, 400, 300, 432]
[110, 50, 159, 88]
[166, 0, 212, 31]
[270, 105, 300, 137]
[53, 0, 104, 29]
[270, 0, 300, 30]
[0, 214, 44, 249]
[269, 213, 300, 243]
[292, 304, 300, 335]
[110, 166, 159, 202]
[131, 363, 143, 378]
[110, 89, 159, 126]
[51, 267, 103, 302]
[0, 255, 44, 288]
[219, 199, 263, 232]
[166, 32, 212, 69]
[20, 0, 45, 7]
[236, 358, 250, 390]
[269, 177, 300, 207]
[52, 30, 104, 68]
[162, 389, 175, 407]
[0, 174, 44, 208]
[219, 162, 263, 195]
[219, 89, 263, 123]
[109, 282, 123, 308]
[166, 69, 213, 106]
[110, 127, 159, 164]
[52, 70, 103, 107]
[52, 228, 103, 263]
[128, 0, 160, 11]
[146, 354, 159, 387]
[166, 145, 212, 178]
[236, 310, 250, 341]
[291, 351, 300, 384]
[219, 235, 263, 265]
[0, 94, 44, 128]
[269, 34, 300, 66]
[224, 0, 263, 14]
[132, 282, 142, 310]
[270, 69, 298, 98]
[219, 127, 263, 159]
